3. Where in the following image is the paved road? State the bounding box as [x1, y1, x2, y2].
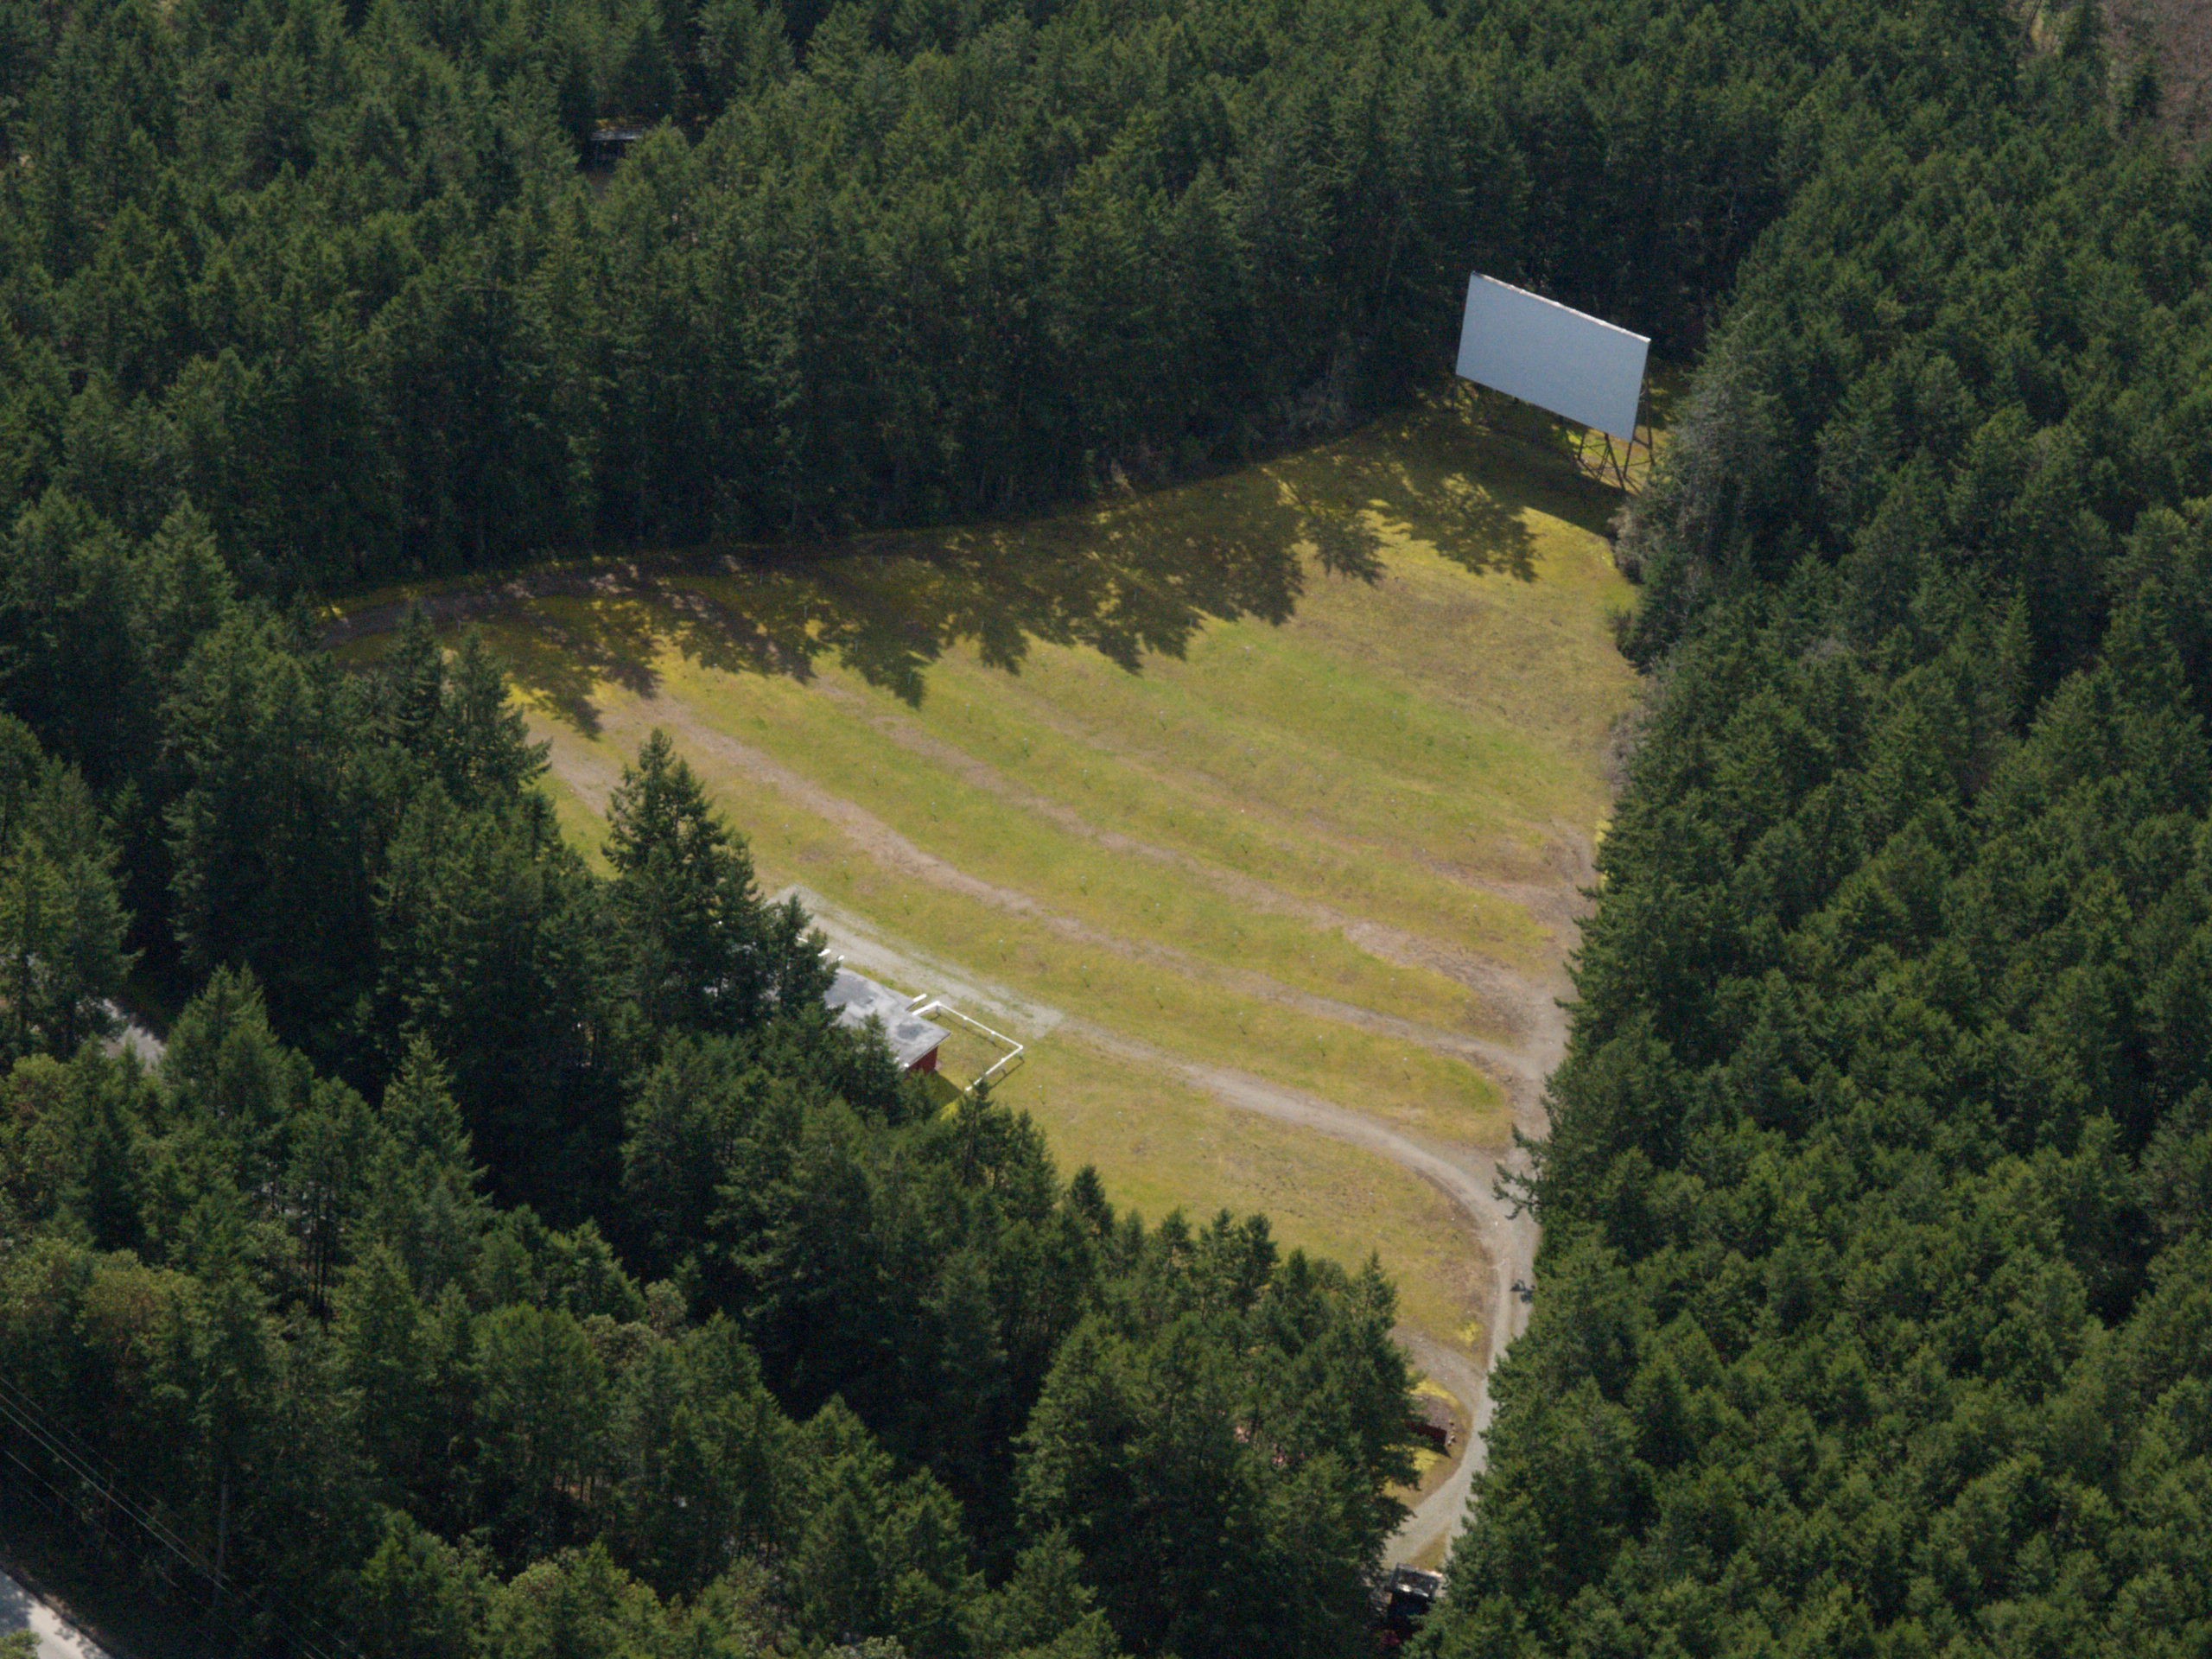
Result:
[0, 1571, 108, 1659]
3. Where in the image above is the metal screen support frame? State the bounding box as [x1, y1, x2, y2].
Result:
[1573, 382, 1653, 493]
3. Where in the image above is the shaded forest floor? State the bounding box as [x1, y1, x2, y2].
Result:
[2105, 0, 2212, 145]
[328, 392, 1640, 1560]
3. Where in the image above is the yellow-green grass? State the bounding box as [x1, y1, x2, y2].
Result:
[772, 641, 1561, 972]
[522, 721, 1505, 1147]
[388, 394, 1637, 1351]
[567, 647, 1504, 1033]
[1009, 1039, 1491, 1349]
[518, 599, 1565, 983]
[646, 650, 1504, 1032]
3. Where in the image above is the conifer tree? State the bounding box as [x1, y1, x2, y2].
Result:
[606, 728, 771, 1035]
[0, 735, 133, 1060]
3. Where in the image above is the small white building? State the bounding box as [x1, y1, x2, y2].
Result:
[824, 968, 948, 1073]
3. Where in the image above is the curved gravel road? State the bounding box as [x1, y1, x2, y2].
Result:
[505, 671, 1574, 1571]
[770, 885, 1558, 1569]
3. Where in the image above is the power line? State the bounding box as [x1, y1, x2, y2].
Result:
[0, 1370, 355, 1659]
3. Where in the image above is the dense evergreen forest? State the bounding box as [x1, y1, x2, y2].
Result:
[1423, 16, 2212, 1659]
[0, 601, 1418, 1658]
[3, 0, 2209, 1651]
[0, 0, 1995, 588]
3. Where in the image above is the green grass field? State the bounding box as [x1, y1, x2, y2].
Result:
[349, 392, 1639, 1357]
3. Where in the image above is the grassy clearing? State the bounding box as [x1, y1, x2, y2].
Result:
[1010, 1041, 1493, 1347]
[524, 709, 1506, 1146]
[403, 393, 1637, 1352]
[789, 639, 1562, 973]
[660, 653, 1497, 1034]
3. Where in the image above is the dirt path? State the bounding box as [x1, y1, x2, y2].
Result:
[1393, 1332, 1493, 1567]
[1056, 988, 1555, 1567]
[510, 650, 1569, 1568]
[1065, 1022, 1546, 1567]
[554, 692, 1553, 1099]
[780, 889, 1548, 1567]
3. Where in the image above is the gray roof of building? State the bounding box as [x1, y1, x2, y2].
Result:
[825, 968, 949, 1071]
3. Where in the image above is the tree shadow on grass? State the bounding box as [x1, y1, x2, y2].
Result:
[328, 395, 1619, 731]
[1402, 389, 1627, 549]
[1268, 388, 1625, 583]
[338, 484, 1349, 730]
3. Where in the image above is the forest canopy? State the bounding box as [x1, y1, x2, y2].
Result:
[1420, 12, 2212, 1659]
[0, 619, 1420, 1657]
[5, 0, 2212, 1654]
[3, 0, 2011, 587]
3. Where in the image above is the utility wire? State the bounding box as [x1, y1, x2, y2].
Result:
[0, 1369, 354, 1659]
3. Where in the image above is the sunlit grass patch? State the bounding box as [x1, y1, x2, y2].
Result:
[435, 393, 1637, 1349]
[531, 746, 1508, 1146]
[646, 656, 1507, 1038]
[1010, 1040, 1492, 1350]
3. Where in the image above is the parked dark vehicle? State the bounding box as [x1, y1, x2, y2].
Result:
[1374, 1566, 1444, 1649]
